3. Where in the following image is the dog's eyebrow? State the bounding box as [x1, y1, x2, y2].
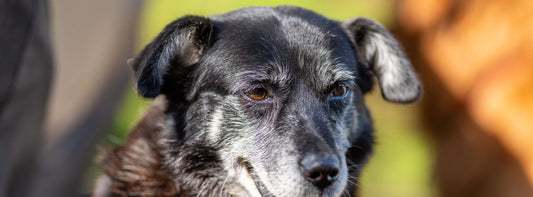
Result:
[330, 63, 355, 82]
[229, 64, 292, 93]
[339, 78, 357, 89]
[313, 61, 356, 91]
[228, 62, 356, 94]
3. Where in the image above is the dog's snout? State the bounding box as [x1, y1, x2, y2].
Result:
[300, 153, 340, 189]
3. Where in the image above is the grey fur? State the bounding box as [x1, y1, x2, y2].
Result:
[95, 6, 421, 197]
[342, 17, 421, 103]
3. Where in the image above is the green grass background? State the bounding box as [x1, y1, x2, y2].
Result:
[86, 1, 437, 196]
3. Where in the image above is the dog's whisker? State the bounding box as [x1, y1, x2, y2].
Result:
[219, 173, 230, 197]
[341, 186, 351, 197]
[348, 165, 360, 171]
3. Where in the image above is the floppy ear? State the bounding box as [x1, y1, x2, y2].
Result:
[343, 17, 421, 103]
[130, 16, 213, 98]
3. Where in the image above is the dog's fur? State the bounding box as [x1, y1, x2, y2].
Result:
[93, 6, 421, 197]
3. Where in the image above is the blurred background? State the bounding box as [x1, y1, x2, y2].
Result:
[1, 0, 532, 196]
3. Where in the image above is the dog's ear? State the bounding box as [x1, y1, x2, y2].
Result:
[130, 16, 213, 98]
[343, 17, 421, 103]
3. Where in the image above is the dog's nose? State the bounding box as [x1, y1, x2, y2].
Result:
[300, 153, 340, 189]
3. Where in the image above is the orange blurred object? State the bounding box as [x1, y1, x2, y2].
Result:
[395, 0, 533, 196]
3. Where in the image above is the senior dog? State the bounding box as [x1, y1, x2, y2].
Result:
[93, 6, 421, 197]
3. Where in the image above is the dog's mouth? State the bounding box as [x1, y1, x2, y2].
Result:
[236, 157, 345, 197]
[238, 157, 274, 197]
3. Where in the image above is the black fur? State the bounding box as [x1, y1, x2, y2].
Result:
[97, 6, 421, 197]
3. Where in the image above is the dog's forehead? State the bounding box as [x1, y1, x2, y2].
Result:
[202, 6, 358, 93]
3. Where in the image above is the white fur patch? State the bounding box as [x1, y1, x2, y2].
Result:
[208, 105, 224, 143]
[362, 31, 420, 102]
[92, 175, 112, 197]
[366, 33, 404, 90]
[233, 167, 263, 197]
[343, 17, 421, 102]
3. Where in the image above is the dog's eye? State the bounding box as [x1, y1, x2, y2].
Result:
[248, 88, 267, 100]
[332, 85, 347, 97]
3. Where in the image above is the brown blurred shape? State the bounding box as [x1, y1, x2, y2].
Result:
[395, 0, 533, 196]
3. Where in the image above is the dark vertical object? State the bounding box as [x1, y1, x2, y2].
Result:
[0, 0, 53, 197]
[0, 0, 143, 196]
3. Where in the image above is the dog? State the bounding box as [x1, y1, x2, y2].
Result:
[93, 6, 421, 197]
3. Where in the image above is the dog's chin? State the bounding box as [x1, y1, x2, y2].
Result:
[241, 160, 348, 197]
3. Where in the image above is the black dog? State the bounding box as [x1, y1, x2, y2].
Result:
[94, 6, 420, 197]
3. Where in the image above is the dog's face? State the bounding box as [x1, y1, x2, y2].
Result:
[130, 6, 420, 197]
